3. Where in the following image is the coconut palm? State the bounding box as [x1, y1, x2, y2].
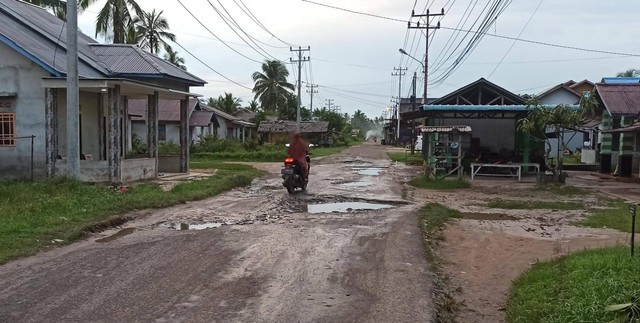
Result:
[26, 0, 66, 19]
[79, 0, 143, 43]
[134, 9, 176, 55]
[217, 93, 242, 115]
[248, 100, 259, 112]
[617, 69, 640, 77]
[252, 60, 294, 113]
[163, 44, 186, 70]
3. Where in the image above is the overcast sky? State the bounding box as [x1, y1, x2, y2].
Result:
[78, 0, 640, 118]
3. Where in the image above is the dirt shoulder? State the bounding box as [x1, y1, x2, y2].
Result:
[410, 178, 630, 323]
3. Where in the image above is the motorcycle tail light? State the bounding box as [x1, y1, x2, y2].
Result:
[284, 157, 294, 164]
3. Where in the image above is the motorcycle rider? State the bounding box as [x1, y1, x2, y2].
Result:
[287, 132, 309, 181]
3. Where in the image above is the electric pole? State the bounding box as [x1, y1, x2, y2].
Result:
[409, 8, 444, 104]
[66, 0, 80, 178]
[392, 67, 407, 146]
[306, 83, 318, 112]
[290, 46, 310, 132]
[325, 99, 334, 111]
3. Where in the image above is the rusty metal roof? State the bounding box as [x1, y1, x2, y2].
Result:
[258, 121, 329, 133]
[189, 110, 215, 127]
[128, 98, 199, 122]
[596, 83, 640, 116]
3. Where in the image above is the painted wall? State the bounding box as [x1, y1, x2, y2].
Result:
[215, 116, 229, 139]
[539, 91, 580, 106]
[0, 41, 49, 179]
[56, 91, 102, 159]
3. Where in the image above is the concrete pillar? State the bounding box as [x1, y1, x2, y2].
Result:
[98, 93, 106, 160]
[45, 88, 58, 177]
[600, 112, 613, 173]
[147, 91, 159, 177]
[180, 97, 189, 173]
[108, 85, 122, 184]
[123, 96, 129, 159]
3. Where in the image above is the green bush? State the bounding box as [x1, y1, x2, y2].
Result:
[159, 141, 180, 155]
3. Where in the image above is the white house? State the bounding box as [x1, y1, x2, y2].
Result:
[0, 0, 206, 182]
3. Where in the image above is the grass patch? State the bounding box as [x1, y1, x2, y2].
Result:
[387, 152, 423, 165]
[576, 202, 640, 233]
[0, 163, 264, 265]
[488, 199, 584, 210]
[507, 246, 640, 323]
[192, 145, 352, 162]
[409, 176, 470, 190]
[418, 203, 463, 322]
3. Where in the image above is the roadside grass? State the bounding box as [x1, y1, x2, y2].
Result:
[576, 202, 640, 233]
[487, 199, 584, 210]
[507, 246, 640, 323]
[387, 151, 423, 165]
[409, 176, 471, 190]
[191, 145, 353, 162]
[0, 162, 264, 265]
[418, 203, 463, 322]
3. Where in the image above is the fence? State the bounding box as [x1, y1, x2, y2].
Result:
[1, 135, 36, 181]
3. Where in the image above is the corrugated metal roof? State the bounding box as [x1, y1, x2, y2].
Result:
[258, 121, 329, 133]
[429, 78, 525, 105]
[596, 83, 640, 116]
[90, 44, 206, 85]
[190, 111, 214, 127]
[601, 77, 640, 84]
[0, 0, 205, 86]
[536, 83, 581, 99]
[128, 98, 199, 122]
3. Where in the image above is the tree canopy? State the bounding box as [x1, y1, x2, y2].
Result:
[252, 60, 294, 114]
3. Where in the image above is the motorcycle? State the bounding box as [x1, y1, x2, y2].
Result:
[281, 145, 312, 194]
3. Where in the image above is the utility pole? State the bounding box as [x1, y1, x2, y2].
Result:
[325, 99, 334, 111]
[409, 8, 444, 104]
[66, 0, 80, 178]
[290, 46, 310, 132]
[392, 67, 407, 146]
[306, 83, 318, 112]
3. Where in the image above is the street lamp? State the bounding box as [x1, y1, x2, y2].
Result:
[399, 48, 426, 104]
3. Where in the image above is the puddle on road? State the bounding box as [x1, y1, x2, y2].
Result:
[339, 180, 372, 188]
[307, 202, 394, 214]
[355, 168, 385, 176]
[462, 213, 517, 221]
[160, 222, 224, 230]
[96, 228, 137, 243]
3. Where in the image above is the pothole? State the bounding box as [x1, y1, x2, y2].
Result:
[95, 228, 137, 243]
[307, 202, 394, 214]
[334, 180, 372, 188]
[349, 166, 387, 176]
[160, 222, 225, 230]
[461, 213, 518, 221]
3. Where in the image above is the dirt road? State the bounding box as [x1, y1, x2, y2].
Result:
[0, 143, 435, 322]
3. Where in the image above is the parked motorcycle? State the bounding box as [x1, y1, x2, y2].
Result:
[281, 144, 312, 194]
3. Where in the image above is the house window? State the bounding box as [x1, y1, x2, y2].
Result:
[0, 113, 15, 146]
[159, 123, 166, 141]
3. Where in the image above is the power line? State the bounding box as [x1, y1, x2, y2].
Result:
[233, 0, 295, 47]
[487, 0, 544, 78]
[173, 40, 252, 90]
[176, 0, 262, 63]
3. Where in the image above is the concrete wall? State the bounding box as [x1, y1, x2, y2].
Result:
[55, 159, 110, 182]
[215, 116, 229, 139]
[440, 118, 516, 153]
[131, 121, 147, 150]
[121, 158, 156, 182]
[158, 155, 181, 173]
[163, 122, 181, 145]
[0, 41, 50, 180]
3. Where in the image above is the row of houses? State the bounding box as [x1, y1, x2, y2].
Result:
[392, 76, 640, 178]
[0, 0, 329, 183]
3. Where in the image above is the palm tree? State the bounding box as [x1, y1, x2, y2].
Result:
[248, 100, 259, 112]
[163, 44, 186, 70]
[26, 0, 66, 19]
[134, 9, 176, 55]
[79, 0, 143, 43]
[217, 93, 242, 114]
[252, 60, 294, 113]
[124, 23, 141, 45]
[617, 69, 640, 77]
[206, 97, 218, 108]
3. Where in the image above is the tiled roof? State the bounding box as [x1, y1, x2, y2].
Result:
[258, 121, 329, 133]
[596, 83, 640, 116]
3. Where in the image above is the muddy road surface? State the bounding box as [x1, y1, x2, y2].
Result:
[0, 143, 434, 322]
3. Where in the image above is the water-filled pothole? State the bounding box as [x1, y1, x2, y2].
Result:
[307, 202, 394, 214]
[462, 213, 517, 221]
[339, 180, 372, 188]
[348, 166, 386, 176]
[160, 222, 224, 230]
